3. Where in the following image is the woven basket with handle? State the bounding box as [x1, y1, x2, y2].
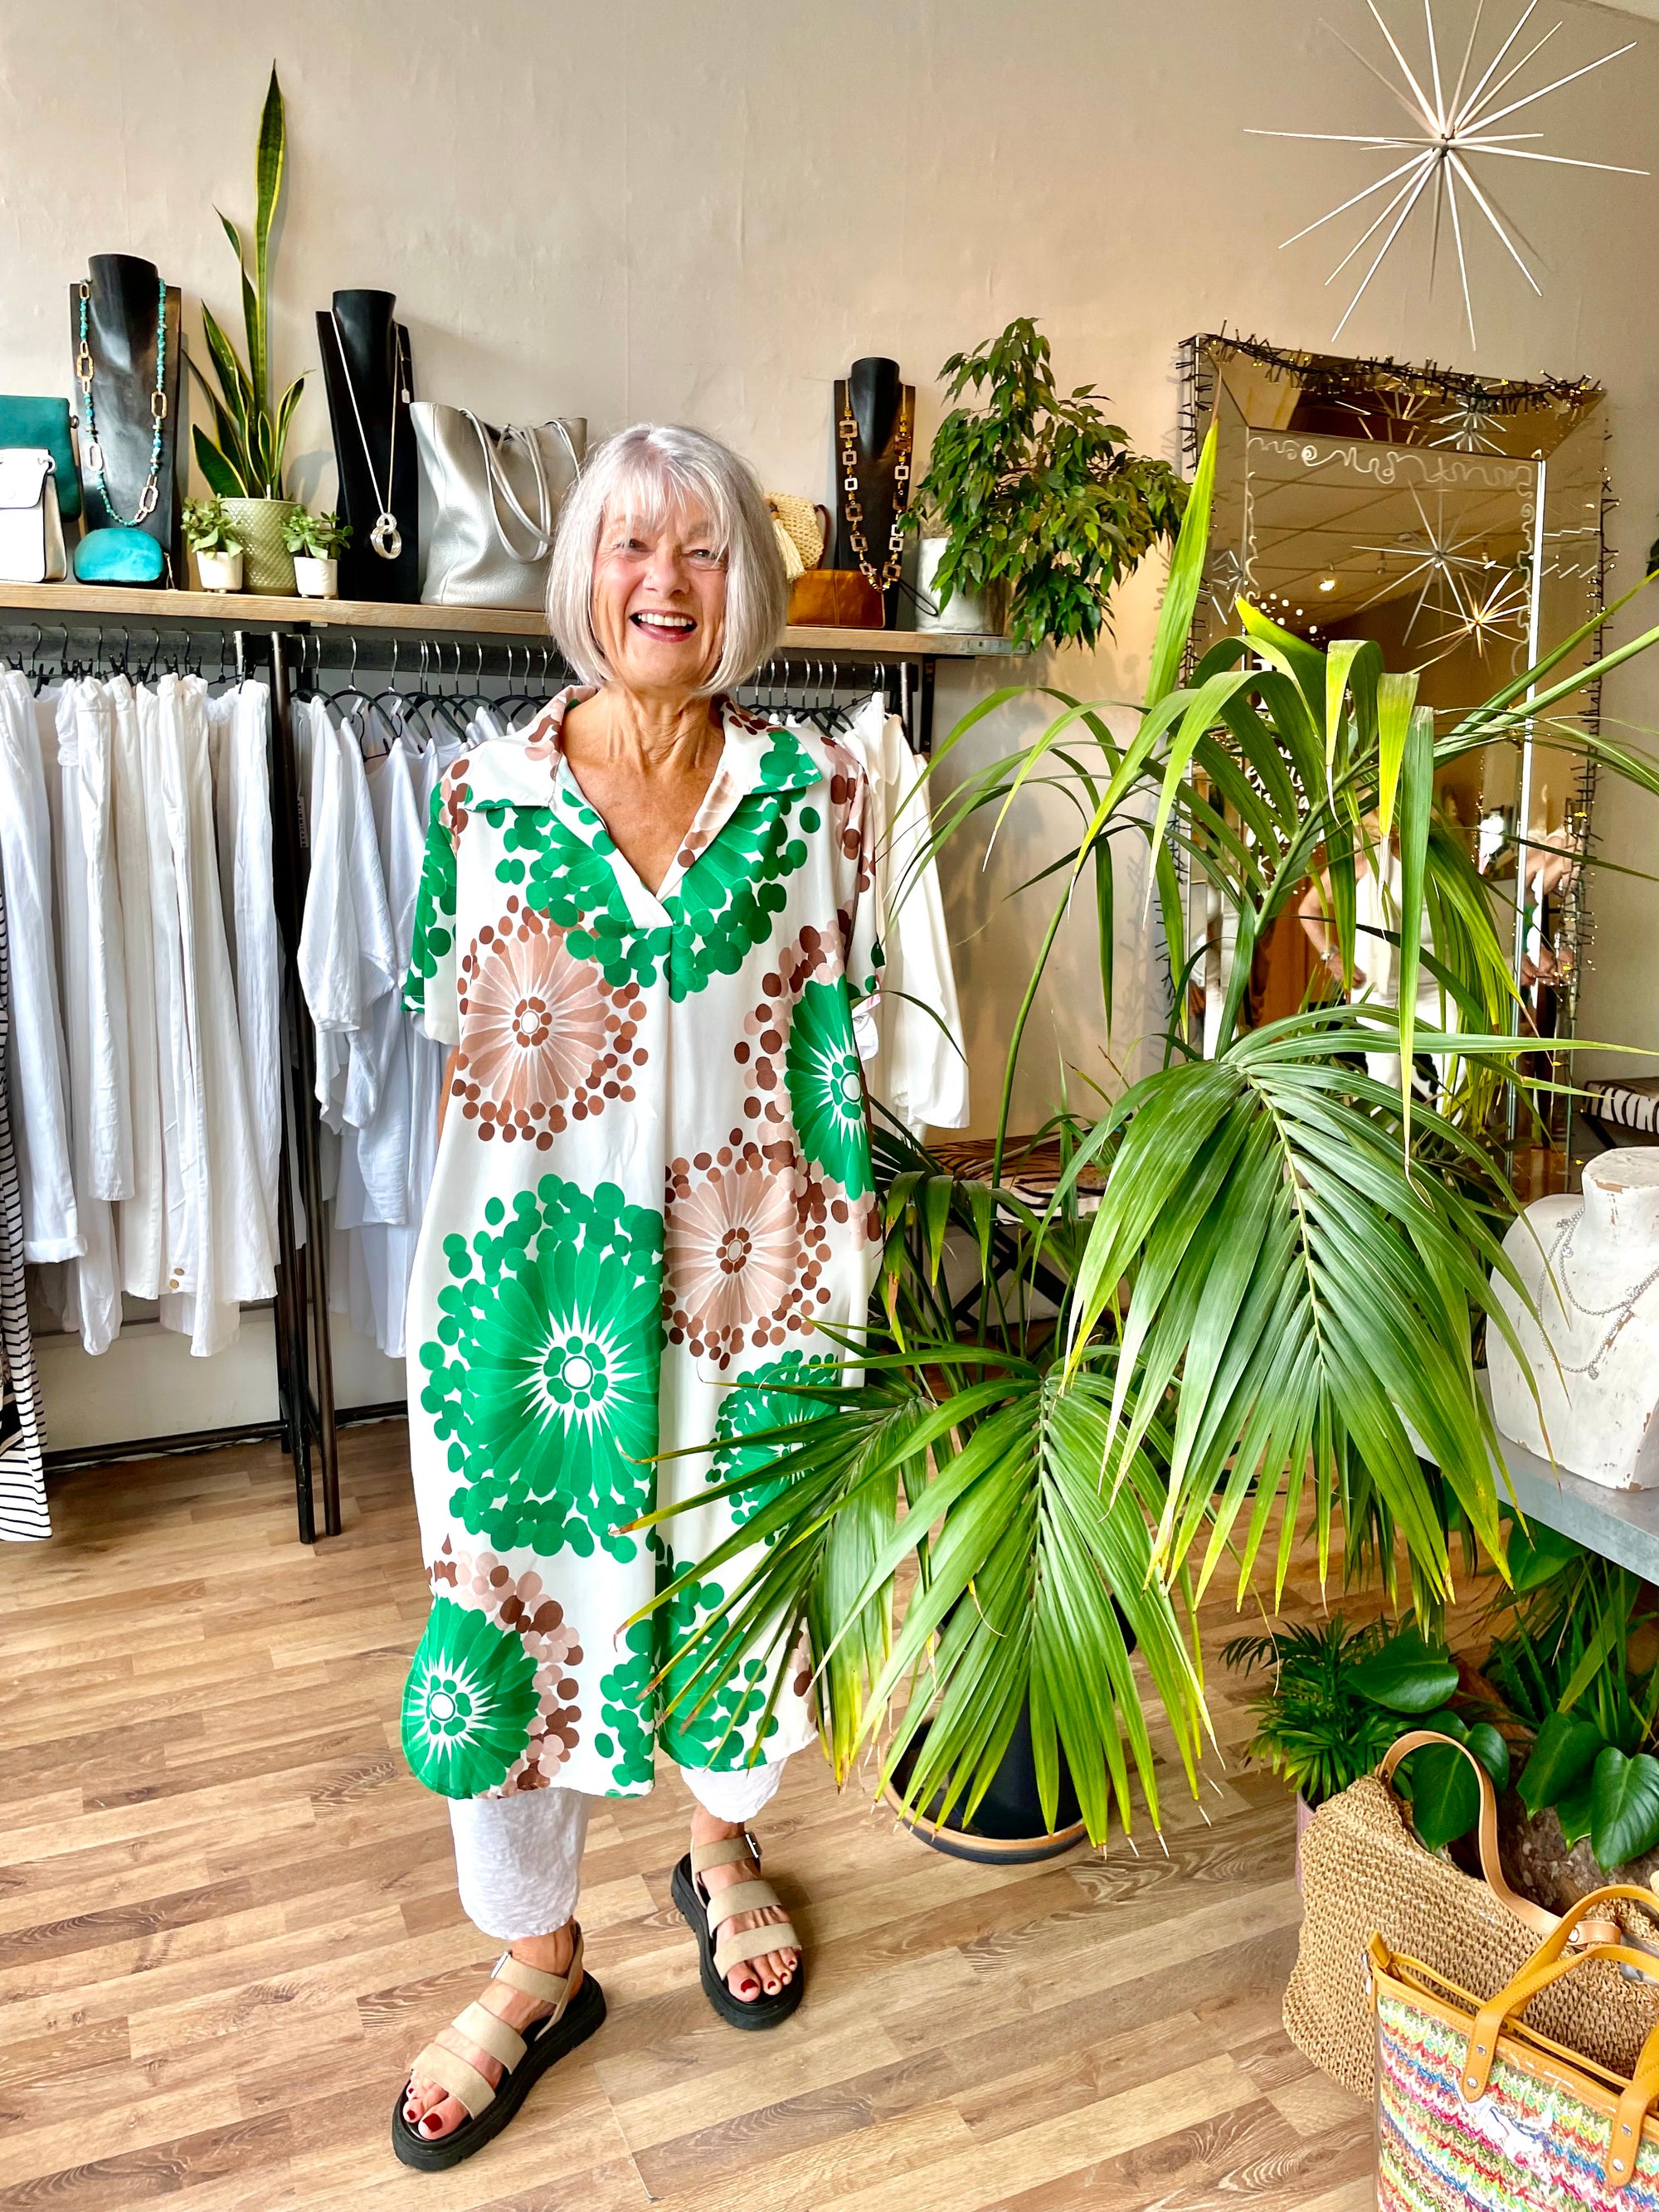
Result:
[1287, 1728, 1659, 2098]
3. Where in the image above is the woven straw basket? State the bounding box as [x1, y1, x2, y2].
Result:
[1287, 1736, 1659, 2098]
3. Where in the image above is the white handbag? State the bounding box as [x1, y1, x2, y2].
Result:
[0, 449, 66, 583]
[411, 405, 584, 610]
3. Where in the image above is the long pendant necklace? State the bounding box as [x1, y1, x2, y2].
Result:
[1545, 1212, 1659, 1379]
[838, 388, 912, 591]
[75, 276, 168, 526]
[331, 311, 409, 560]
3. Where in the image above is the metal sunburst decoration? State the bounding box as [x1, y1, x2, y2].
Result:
[1253, 1, 1647, 348]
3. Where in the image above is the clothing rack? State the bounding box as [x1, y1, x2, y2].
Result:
[1, 591, 1014, 1543]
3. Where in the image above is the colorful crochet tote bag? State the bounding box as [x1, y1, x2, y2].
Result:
[1371, 1885, 1659, 2207]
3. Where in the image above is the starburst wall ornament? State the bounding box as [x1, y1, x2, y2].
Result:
[1253, 1, 1646, 348]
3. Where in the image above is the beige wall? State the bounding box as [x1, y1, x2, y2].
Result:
[7, 0, 1659, 1436]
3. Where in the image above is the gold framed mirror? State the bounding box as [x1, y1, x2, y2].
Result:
[1177, 333, 1608, 1121]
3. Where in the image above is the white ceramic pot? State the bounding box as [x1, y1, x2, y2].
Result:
[292, 554, 339, 600]
[913, 537, 1003, 634]
[195, 547, 243, 593]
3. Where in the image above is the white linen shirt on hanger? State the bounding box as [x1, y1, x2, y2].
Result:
[208, 683, 282, 1242]
[49, 683, 124, 1354]
[803, 695, 967, 1136]
[153, 675, 273, 1355]
[109, 673, 166, 1297]
[0, 671, 79, 1262]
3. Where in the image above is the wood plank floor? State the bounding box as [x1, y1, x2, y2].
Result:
[0, 1424, 1374, 2210]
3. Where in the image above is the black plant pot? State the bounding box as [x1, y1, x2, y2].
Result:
[885, 1699, 1087, 1864]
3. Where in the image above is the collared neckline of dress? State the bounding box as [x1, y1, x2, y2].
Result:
[493, 683, 826, 923]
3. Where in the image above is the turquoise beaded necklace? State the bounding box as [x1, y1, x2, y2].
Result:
[75, 276, 168, 527]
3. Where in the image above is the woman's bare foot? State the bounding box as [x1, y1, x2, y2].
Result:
[401, 1921, 580, 2143]
[689, 1808, 799, 2001]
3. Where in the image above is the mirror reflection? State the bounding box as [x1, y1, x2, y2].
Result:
[1179, 333, 1608, 1145]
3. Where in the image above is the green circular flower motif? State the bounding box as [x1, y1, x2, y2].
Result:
[401, 1596, 540, 1797]
[711, 1351, 838, 1527]
[785, 980, 873, 1197]
[594, 1616, 656, 1789]
[419, 1174, 664, 1561]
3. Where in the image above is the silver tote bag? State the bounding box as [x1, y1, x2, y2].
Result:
[412, 404, 585, 610]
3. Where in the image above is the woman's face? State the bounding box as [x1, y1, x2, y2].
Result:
[591, 500, 727, 700]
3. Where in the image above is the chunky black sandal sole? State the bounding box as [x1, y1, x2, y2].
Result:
[671, 1855, 805, 2030]
[390, 1970, 606, 2171]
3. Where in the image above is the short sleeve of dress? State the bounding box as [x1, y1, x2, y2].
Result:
[828, 739, 885, 1063]
[404, 766, 462, 1047]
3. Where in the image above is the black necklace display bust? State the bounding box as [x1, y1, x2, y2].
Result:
[67, 254, 182, 559]
[831, 355, 915, 622]
[316, 289, 421, 603]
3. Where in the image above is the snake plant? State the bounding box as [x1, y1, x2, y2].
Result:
[188, 66, 304, 499]
[636, 425, 1659, 1845]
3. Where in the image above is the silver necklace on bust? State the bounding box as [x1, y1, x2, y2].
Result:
[331, 311, 409, 560]
[1544, 1211, 1659, 1378]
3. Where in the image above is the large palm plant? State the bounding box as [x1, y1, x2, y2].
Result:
[637, 428, 1659, 1845]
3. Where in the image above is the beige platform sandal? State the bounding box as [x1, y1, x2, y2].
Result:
[670, 1833, 805, 2029]
[390, 1928, 606, 2171]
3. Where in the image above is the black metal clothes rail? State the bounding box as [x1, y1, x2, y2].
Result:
[9, 618, 342, 1543]
[5, 599, 988, 1544]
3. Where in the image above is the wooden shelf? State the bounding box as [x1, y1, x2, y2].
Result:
[0, 581, 1019, 657]
[1477, 1372, 1659, 1581]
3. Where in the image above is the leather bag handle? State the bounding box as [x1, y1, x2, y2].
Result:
[1377, 1728, 1560, 1940]
[1457, 1938, 1659, 2190]
[460, 413, 576, 563]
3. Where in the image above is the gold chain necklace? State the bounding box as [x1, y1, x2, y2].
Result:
[838, 388, 912, 591]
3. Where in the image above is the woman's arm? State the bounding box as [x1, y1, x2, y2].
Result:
[1297, 870, 1367, 989]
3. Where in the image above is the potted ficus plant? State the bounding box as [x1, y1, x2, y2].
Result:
[187, 66, 305, 592]
[634, 425, 1659, 1860]
[907, 315, 1187, 650]
[282, 508, 350, 599]
[181, 495, 243, 592]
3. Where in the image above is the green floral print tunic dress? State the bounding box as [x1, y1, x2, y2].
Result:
[399, 687, 883, 1801]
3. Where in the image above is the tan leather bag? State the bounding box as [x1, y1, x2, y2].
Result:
[786, 567, 884, 629]
[1286, 1729, 1659, 2098]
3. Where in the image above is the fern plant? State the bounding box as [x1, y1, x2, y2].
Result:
[188, 66, 304, 498]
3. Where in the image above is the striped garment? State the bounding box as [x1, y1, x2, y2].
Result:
[0, 878, 49, 1541]
[1584, 1080, 1659, 1140]
[1378, 1990, 1659, 2209]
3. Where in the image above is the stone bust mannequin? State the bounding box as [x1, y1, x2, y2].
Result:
[1487, 1149, 1659, 1490]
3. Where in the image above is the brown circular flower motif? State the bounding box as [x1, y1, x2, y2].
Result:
[663, 1131, 830, 1368]
[455, 902, 648, 1145]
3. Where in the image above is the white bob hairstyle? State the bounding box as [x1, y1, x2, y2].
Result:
[545, 422, 789, 697]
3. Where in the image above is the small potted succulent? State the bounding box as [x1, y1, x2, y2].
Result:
[281, 508, 351, 599]
[182, 495, 244, 592]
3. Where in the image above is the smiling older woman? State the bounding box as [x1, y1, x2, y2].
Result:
[391, 425, 883, 2170]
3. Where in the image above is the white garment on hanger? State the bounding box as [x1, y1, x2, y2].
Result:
[137, 678, 197, 1302]
[298, 699, 396, 1134]
[877, 719, 968, 1133]
[353, 734, 439, 1357]
[208, 683, 283, 1242]
[153, 675, 272, 1354]
[108, 674, 165, 1296]
[66, 680, 134, 1202]
[48, 684, 123, 1353]
[805, 695, 967, 1135]
[0, 671, 78, 1262]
